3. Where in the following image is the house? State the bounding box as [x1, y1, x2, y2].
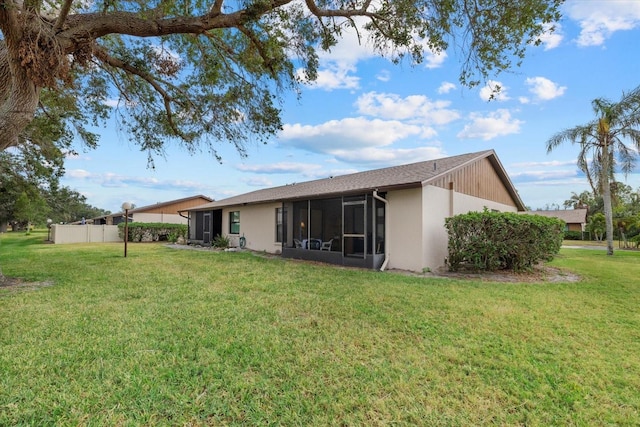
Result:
[185, 150, 526, 272]
[527, 208, 588, 234]
[88, 195, 213, 225]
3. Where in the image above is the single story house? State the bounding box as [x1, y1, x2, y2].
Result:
[527, 208, 588, 233]
[185, 150, 526, 272]
[87, 195, 213, 225]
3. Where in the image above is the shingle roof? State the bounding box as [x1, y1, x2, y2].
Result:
[189, 150, 524, 210]
[126, 194, 213, 214]
[527, 209, 588, 224]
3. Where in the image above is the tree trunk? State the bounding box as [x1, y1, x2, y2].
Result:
[0, 45, 41, 150]
[602, 155, 615, 256]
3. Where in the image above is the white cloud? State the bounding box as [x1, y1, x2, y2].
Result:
[424, 47, 447, 69]
[329, 146, 446, 165]
[66, 169, 92, 179]
[280, 117, 424, 153]
[103, 99, 119, 108]
[355, 92, 460, 125]
[511, 160, 576, 168]
[64, 152, 92, 161]
[316, 19, 377, 65]
[236, 162, 322, 175]
[539, 22, 563, 50]
[298, 17, 375, 91]
[376, 70, 391, 82]
[510, 169, 580, 181]
[301, 16, 448, 91]
[479, 80, 510, 102]
[525, 77, 566, 101]
[243, 177, 273, 187]
[564, 0, 640, 47]
[64, 169, 213, 193]
[437, 82, 456, 94]
[299, 63, 360, 91]
[457, 109, 523, 140]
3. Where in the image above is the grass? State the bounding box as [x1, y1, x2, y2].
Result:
[562, 239, 608, 247]
[1, 231, 639, 425]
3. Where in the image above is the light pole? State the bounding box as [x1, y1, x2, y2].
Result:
[46, 218, 52, 241]
[122, 202, 132, 257]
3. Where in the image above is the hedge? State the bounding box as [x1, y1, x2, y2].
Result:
[445, 210, 565, 272]
[117, 222, 187, 243]
[563, 230, 583, 241]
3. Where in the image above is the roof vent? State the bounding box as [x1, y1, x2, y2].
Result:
[433, 162, 437, 171]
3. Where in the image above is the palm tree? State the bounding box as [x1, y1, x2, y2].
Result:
[547, 85, 640, 255]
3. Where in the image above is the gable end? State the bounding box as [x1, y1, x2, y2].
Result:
[430, 157, 519, 208]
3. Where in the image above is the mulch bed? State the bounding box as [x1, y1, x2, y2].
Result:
[420, 265, 580, 283]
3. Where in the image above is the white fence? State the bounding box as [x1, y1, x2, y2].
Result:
[51, 224, 121, 244]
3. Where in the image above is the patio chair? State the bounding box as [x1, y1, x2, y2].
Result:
[294, 239, 303, 248]
[320, 239, 333, 251]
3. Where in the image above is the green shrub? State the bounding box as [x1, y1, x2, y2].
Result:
[212, 234, 230, 249]
[445, 210, 564, 272]
[118, 222, 187, 243]
[564, 230, 583, 240]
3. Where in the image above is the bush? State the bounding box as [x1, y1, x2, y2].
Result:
[118, 222, 187, 243]
[445, 210, 564, 272]
[564, 230, 583, 241]
[212, 234, 230, 249]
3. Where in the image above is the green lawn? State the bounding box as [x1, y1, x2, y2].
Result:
[1, 231, 639, 425]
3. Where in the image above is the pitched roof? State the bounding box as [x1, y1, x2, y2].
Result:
[190, 150, 525, 211]
[527, 208, 588, 224]
[126, 194, 213, 214]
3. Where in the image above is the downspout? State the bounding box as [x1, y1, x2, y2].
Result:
[373, 190, 389, 271]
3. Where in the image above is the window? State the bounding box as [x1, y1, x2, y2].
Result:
[229, 211, 240, 234]
[275, 207, 284, 242]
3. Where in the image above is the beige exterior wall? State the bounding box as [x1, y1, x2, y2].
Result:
[51, 224, 121, 244]
[133, 213, 187, 224]
[452, 191, 519, 215]
[420, 186, 520, 272]
[386, 188, 424, 272]
[386, 185, 521, 273]
[421, 186, 451, 272]
[222, 203, 282, 252]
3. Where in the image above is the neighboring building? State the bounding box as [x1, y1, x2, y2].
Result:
[186, 150, 526, 272]
[88, 195, 213, 225]
[527, 208, 588, 233]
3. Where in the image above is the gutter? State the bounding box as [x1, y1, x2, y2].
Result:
[373, 190, 389, 271]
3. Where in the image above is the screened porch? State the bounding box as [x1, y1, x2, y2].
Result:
[281, 193, 386, 270]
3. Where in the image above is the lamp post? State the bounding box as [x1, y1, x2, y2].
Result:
[122, 202, 132, 257]
[46, 218, 52, 241]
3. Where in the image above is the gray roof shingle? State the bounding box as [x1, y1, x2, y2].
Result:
[190, 150, 522, 210]
[527, 209, 588, 224]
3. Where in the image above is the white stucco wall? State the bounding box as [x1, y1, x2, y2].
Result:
[223, 203, 282, 252]
[386, 188, 424, 272]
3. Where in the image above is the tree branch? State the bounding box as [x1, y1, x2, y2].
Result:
[93, 46, 185, 138]
[0, 0, 24, 46]
[209, 0, 224, 17]
[53, 0, 74, 32]
[304, 0, 377, 18]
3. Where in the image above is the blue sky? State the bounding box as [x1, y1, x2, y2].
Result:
[61, 0, 640, 213]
